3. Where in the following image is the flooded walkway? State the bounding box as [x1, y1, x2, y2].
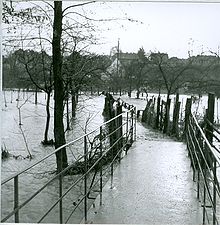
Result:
[86, 122, 202, 224]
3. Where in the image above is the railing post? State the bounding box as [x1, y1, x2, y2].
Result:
[110, 115, 115, 189]
[197, 131, 204, 200]
[131, 108, 134, 143]
[160, 101, 164, 130]
[14, 176, 19, 223]
[117, 103, 123, 161]
[203, 170, 207, 225]
[59, 172, 63, 224]
[59, 150, 63, 224]
[110, 140, 114, 189]
[99, 126, 103, 205]
[213, 158, 217, 225]
[197, 170, 200, 200]
[84, 136, 88, 222]
[134, 107, 137, 141]
[126, 111, 129, 155]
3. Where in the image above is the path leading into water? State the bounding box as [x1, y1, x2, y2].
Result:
[85, 122, 202, 224]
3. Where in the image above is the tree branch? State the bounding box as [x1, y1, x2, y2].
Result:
[62, 1, 96, 15]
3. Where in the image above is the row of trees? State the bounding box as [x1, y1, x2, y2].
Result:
[5, 48, 220, 99]
[108, 48, 220, 99]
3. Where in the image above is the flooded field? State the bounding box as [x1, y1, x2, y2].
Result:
[1, 90, 220, 223]
[1, 90, 106, 223]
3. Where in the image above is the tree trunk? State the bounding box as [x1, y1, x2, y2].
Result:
[128, 84, 131, 97]
[11, 90, 13, 103]
[53, 1, 68, 172]
[90, 86, 93, 95]
[76, 89, 79, 103]
[136, 89, 140, 99]
[66, 93, 70, 130]
[35, 86, 38, 105]
[71, 90, 76, 118]
[44, 91, 51, 143]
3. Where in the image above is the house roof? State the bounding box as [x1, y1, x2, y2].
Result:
[112, 52, 139, 63]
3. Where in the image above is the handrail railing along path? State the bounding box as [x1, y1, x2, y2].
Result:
[1, 106, 136, 223]
[186, 112, 220, 225]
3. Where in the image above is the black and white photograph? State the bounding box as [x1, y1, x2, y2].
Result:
[2, 0, 220, 224]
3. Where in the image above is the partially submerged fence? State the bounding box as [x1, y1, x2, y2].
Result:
[1, 105, 136, 223]
[138, 93, 185, 138]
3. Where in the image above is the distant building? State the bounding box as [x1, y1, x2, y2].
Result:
[107, 52, 139, 78]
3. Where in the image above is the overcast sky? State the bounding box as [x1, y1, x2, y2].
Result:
[82, 1, 220, 58]
[3, 1, 220, 58]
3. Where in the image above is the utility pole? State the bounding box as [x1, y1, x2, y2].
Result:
[117, 38, 121, 96]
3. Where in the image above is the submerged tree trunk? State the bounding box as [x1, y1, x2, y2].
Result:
[72, 92, 76, 118]
[35, 86, 38, 105]
[136, 89, 140, 99]
[43, 91, 51, 144]
[66, 92, 70, 130]
[53, 1, 68, 172]
[90, 86, 93, 95]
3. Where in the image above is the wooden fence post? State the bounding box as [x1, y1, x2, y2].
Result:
[141, 99, 152, 123]
[205, 93, 215, 169]
[171, 92, 180, 137]
[173, 93, 179, 122]
[172, 102, 181, 137]
[160, 100, 165, 130]
[206, 93, 215, 144]
[155, 96, 161, 129]
[183, 97, 192, 138]
[163, 98, 171, 134]
[147, 99, 155, 126]
[137, 110, 140, 118]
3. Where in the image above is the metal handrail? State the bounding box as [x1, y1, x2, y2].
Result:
[206, 118, 220, 136]
[187, 112, 220, 225]
[1, 107, 135, 185]
[1, 106, 137, 223]
[187, 127, 218, 215]
[192, 113, 220, 165]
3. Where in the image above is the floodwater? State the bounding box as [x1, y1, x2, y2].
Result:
[1, 90, 220, 223]
[1, 90, 106, 223]
[1, 91, 105, 178]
